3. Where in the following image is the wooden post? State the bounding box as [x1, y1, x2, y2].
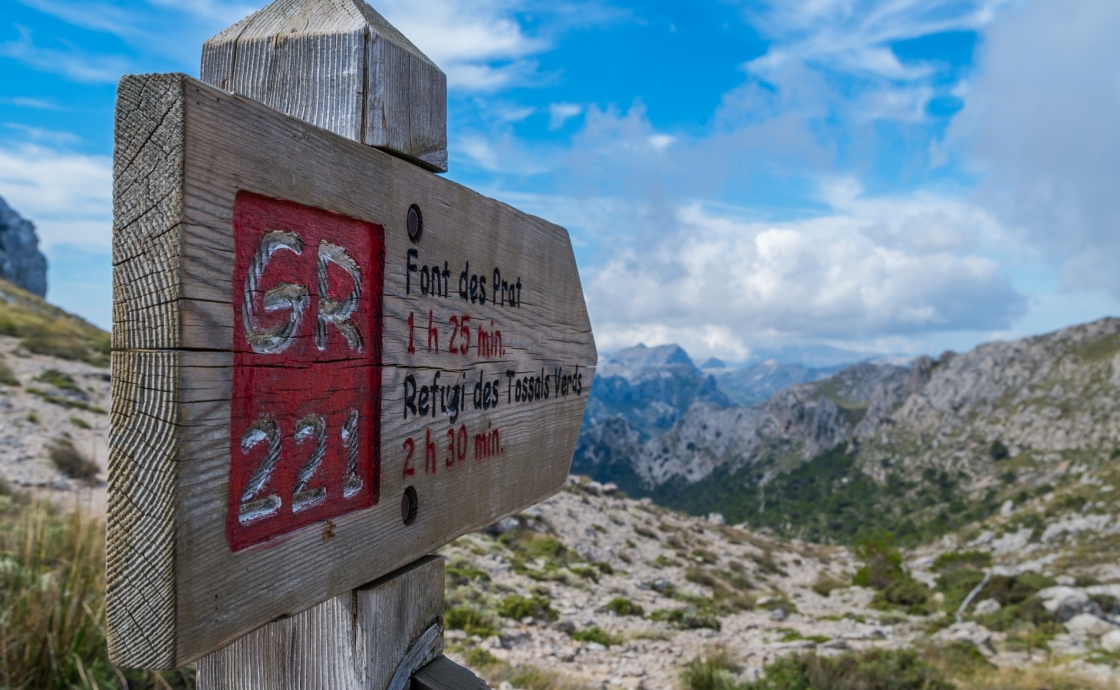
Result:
[194, 2, 476, 687]
[196, 557, 485, 690]
[107, 0, 594, 687]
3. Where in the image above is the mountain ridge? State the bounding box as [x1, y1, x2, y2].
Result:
[576, 317, 1120, 544]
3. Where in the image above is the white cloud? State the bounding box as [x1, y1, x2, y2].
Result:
[0, 25, 131, 83]
[374, 0, 551, 91]
[0, 143, 112, 250]
[0, 96, 61, 110]
[951, 0, 1120, 298]
[549, 103, 583, 130]
[582, 191, 1024, 363]
[648, 134, 676, 151]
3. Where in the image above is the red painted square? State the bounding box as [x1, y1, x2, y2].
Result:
[228, 191, 384, 552]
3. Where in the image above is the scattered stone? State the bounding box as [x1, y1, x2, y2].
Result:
[1102, 629, 1120, 653]
[1065, 613, 1118, 639]
[934, 622, 994, 656]
[769, 608, 787, 622]
[602, 482, 618, 496]
[973, 598, 1001, 615]
[551, 620, 576, 635]
[1038, 586, 1091, 622]
[707, 512, 725, 526]
[1000, 500, 1014, 517]
[582, 481, 603, 496]
[484, 517, 520, 536]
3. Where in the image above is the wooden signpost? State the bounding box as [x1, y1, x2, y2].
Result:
[107, 0, 595, 685]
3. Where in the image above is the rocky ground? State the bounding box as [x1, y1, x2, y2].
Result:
[438, 479, 1120, 689]
[0, 334, 110, 513]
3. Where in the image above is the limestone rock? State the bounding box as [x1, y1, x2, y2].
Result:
[1065, 613, 1118, 638]
[1102, 629, 1120, 653]
[0, 196, 47, 297]
[1038, 586, 1091, 622]
[973, 598, 1001, 615]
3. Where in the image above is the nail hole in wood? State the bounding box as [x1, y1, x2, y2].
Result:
[402, 486, 418, 526]
[407, 204, 423, 244]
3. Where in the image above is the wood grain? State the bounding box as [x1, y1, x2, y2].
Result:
[107, 73, 186, 669]
[196, 556, 445, 690]
[108, 72, 596, 669]
[411, 657, 490, 690]
[201, 0, 448, 172]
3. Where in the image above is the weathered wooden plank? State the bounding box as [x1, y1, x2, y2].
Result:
[107, 72, 187, 669]
[108, 72, 596, 668]
[201, 0, 448, 172]
[411, 656, 490, 690]
[197, 556, 445, 690]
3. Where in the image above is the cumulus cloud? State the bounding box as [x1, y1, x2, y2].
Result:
[0, 143, 112, 250]
[375, 0, 616, 92]
[584, 190, 1024, 362]
[951, 0, 1120, 298]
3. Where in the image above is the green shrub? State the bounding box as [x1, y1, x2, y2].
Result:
[605, 597, 644, 617]
[445, 605, 498, 638]
[0, 355, 18, 386]
[650, 607, 721, 631]
[932, 551, 992, 573]
[811, 574, 847, 597]
[989, 440, 1010, 461]
[526, 536, 566, 559]
[498, 595, 557, 622]
[680, 647, 740, 690]
[853, 534, 904, 589]
[743, 649, 955, 690]
[570, 626, 620, 647]
[463, 646, 501, 671]
[49, 438, 98, 483]
[68, 416, 91, 430]
[36, 369, 83, 394]
[872, 577, 933, 615]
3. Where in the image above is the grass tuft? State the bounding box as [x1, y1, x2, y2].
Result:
[0, 500, 192, 688]
[49, 438, 99, 483]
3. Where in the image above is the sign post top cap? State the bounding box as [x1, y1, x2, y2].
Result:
[202, 0, 448, 172]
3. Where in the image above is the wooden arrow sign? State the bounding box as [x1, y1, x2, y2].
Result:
[107, 73, 596, 669]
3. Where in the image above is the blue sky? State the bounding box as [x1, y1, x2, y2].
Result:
[2, 0, 1119, 366]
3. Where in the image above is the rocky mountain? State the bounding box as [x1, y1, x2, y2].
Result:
[581, 344, 729, 440]
[0, 196, 48, 298]
[710, 360, 843, 406]
[576, 319, 1120, 545]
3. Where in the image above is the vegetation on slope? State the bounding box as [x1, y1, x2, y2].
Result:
[618, 446, 1001, 545]
[0, 278, 110, 366]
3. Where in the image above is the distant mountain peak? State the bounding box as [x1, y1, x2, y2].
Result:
[600, 343, 695, 378]
[700, 357, 725, 370]
[0, 196, 47, 298]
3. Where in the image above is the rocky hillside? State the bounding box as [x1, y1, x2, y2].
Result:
[576, 319, 1120, 545]
[437, 478, 1120, 689]
[0, 196, 48, 297]
[0, 277, 111, 510]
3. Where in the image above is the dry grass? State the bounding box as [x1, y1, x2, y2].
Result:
[958, 666, 1115, 690]
[0, 496, 192, 688]
[0, 278, 110, 367]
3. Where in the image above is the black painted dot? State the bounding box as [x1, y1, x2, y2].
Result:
[407, 204, 423, 244]
[401, 486, 419, 526]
